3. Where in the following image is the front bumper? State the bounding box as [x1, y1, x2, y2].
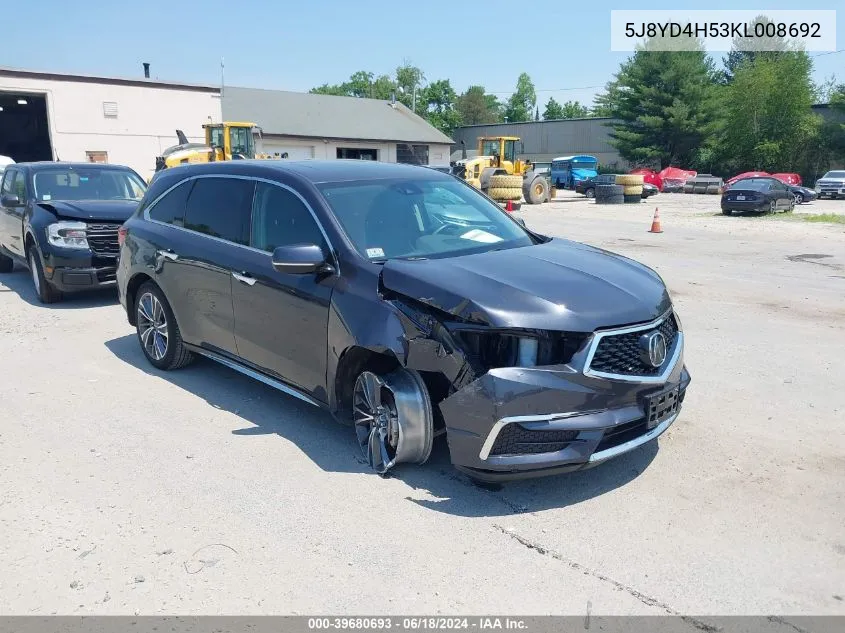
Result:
[40, 248, 118, 292]
[439, 337, 690, 482]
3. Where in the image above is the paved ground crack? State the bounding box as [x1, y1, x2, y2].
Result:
[493, 524, 721, 632]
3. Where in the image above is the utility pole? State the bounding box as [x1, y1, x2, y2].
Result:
[220, 57, 225, 96]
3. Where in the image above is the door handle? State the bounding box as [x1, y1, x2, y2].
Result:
[232, 271, 257, 286]
[157, 249, 178, 261]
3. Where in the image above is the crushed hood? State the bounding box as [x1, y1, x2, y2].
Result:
[36, 199, 139, 222]
[381, 238, 671, 331]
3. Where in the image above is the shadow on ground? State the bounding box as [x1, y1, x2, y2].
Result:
[105, 333, 659, 518]
[0, 267, 118, 310]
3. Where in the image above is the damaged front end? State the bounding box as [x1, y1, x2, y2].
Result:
[379, 288, 689, 482]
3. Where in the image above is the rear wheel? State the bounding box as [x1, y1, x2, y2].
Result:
[722, 209, 732, 215]
[793, 192, 804, 204]
[584, 187, 595, 199]
[28, 247, 62, 303]
[768, 200, 777, 214]
[135, 282, 193, 370]
[352, 368, 433, 475]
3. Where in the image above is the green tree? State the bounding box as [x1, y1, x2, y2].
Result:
[561, 100, 590, 119]
[310, 83, 348, 96]
[456, 86, 501, 124]
[419, 79, 461, 135]
[722, 16, 790, 83]
[591, 80, 620, 117]
[504, 73, 536, 122]
[371, 74, 397, 100]
[543, 97, 565, 120]
[718, 50, 819, 172]
[395, 61, 426, 112]
[345, 71, 375, 98]
[607, 36, 719, 168]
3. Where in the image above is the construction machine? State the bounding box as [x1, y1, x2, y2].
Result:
[154, 121, 276, 172]
[453, 136, 551, 205]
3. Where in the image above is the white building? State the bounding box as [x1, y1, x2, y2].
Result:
[0, 66, 221, 179]
[222, 86, 453, 166]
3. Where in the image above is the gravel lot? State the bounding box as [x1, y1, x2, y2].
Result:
[1, 190, 843, 619]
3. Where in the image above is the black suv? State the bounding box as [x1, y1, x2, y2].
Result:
[0, 162, 147, 302]
[118, 160, 690, 481]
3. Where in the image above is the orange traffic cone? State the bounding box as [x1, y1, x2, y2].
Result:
[649, 208, 663, 233]
[505, 200, 514, 213]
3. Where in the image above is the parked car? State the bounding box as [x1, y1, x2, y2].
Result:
[788, 185, 817, 204]
[726, 171, 769, 186]
[815, 170, 845, 199]
[577, 176, 658, 200]
[0, 162, 147, 302]
[117, 160, 690, 482]
[720, 177, 795, 215]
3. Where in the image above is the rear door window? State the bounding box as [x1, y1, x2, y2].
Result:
[183, 177, 254, 245]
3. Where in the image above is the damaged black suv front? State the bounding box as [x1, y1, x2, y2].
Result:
[376, 240, 690, 481]
[316, 165, 690, 482]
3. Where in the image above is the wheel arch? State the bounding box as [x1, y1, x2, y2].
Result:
[333, 345, 401, 420]
[125, 272, 156, 326]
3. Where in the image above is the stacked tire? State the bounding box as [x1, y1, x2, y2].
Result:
[488, 174, 523, 202]
[595, 184, 624, 204]
[616, 174, 643, 204]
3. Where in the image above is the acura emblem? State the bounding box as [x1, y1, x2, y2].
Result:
[639, 331, 667, 368]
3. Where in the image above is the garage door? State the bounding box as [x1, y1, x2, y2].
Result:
[260, 144, 314, 160]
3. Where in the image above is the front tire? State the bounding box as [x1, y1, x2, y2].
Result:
[134, 282, 193, 370]
[352, 368, 433, 475]
[585, 187, 595, 199]
[28, 247, 62, 303]
[0, 252, 13, 273]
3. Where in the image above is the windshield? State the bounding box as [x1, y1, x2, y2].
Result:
[317, 177, 536, 261]
[33, 168, 147, 202]
[571, 160, 597, 170]
[822, 171, 845, 179]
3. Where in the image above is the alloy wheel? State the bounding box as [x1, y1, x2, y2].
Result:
[353, 369, 433, 475]
[137, 292, 169, 361]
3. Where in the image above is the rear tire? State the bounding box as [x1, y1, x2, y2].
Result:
[722, 209, 732, 215]
[134, 281, 193, 371]
[28, 247, 62, 304]
[584, 187, 595, 199]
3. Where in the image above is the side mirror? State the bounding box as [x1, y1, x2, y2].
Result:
[1, 194, 21, 207]
[271, 243, 333, 275]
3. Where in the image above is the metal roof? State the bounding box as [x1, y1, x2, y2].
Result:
[0, 66, 220, 93]
[222, 86, 454, 145]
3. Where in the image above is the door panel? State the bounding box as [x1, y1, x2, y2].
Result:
[232, 182, 334, 399]
[149, 176, 254, 355]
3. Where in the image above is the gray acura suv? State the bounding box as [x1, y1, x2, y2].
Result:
[117, 160, 690, 481]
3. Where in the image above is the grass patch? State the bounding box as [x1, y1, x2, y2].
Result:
[800, 213, 845, 224]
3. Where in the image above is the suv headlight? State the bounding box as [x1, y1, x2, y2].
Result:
[47, 221, 89, 249]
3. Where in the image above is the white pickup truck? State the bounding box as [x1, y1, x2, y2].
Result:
[815, 170, 845, 199]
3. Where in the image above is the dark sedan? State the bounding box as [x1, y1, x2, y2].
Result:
[788, 185, 816, 204]
[577, 177, 658, 200]
[117, 160, 690, 482]
[721, 177, 795, 215]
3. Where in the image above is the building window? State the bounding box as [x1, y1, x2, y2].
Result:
[86, 151, 108, 163]
[102, 102, 118, 118]
[337, 148, 378, 161]
[396, 144, 429, 165]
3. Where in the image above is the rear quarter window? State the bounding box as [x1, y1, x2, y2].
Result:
[148, 180, 194, 226]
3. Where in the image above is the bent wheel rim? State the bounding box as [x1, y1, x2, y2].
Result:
[137, 292, 169, 361]
[353, 369, 433, 475]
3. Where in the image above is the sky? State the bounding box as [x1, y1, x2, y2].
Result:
[4, 0, 844, 109]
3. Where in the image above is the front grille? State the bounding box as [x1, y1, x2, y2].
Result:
[489, 424, 579, 456]
[595, 418, 648, 453]
[86, 223, 121, 256]
[589, 313, 678, 377]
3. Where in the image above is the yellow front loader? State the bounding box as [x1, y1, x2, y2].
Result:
[454, 136, 550, 204]
[154, 122, 276, 173]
